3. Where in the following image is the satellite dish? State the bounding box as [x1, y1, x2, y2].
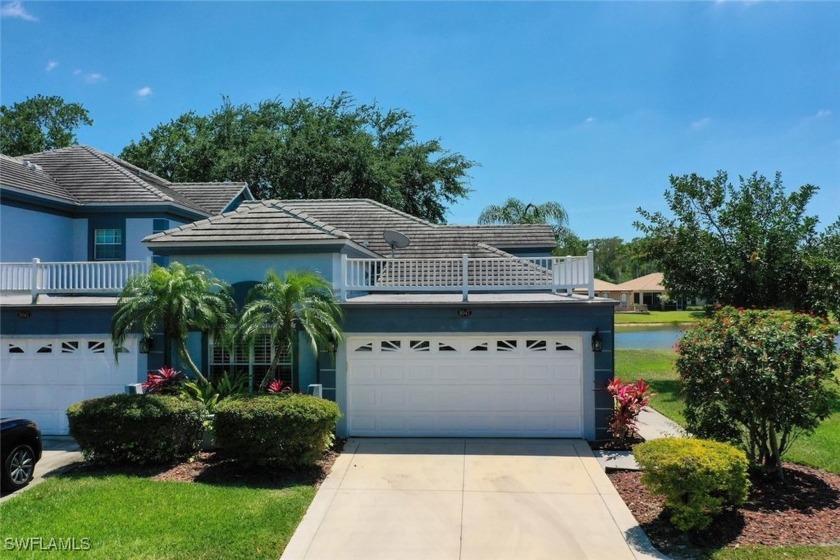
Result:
[383, 229, 411, 257]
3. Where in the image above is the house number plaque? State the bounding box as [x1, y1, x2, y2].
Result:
[458, 308, 472, 318]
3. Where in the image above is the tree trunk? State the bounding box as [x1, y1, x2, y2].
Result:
[259, 338, 290, 390]
[768, 424, 785, 482]
[178, 340, 209, 386]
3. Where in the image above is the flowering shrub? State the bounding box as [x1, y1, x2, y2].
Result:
[677, 306, 838, 479]
[142, 366, 186, 395]
[606, 378, 653, 440]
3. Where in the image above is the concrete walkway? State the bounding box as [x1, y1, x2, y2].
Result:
[282, 438, 668, 560]
[593, 408, 687, 472]
[0, 436, 82, 503]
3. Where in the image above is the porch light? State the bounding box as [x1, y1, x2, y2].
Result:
[591, 329, 603, 353]
[139, 336, 154, 354]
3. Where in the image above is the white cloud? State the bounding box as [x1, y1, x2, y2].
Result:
[815, 109, 832, 119]
[45, 60, 58, 72]
[584, 116, 596, 124]
[74, 70, 106, 84]
[136, 86, 153, 98]
[0, 1, 38, 21]
[691, 117, 711, 130]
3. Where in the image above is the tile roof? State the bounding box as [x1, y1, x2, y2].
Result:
[170, 182, 251, 215]
[0, 154, 78, 204]
[614, 272, 665, 292]
[5, 146, 250, 217]
[277, 199, 556, 258]
[144, 200, 352, 246]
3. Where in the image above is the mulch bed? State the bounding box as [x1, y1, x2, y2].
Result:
[69, 440, 344, 490]
[609, 463, 840, 558]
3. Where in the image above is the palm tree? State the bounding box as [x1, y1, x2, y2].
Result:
[112, 262, 235, 386]
[235, 270, 343, 389]
[478, 197, 570, 237]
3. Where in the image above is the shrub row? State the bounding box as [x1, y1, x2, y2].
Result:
[67, 392, 341, 469]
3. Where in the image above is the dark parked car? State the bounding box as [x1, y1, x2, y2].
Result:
[1, 418, 42, 492]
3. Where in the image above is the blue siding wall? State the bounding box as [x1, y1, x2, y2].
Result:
[1, 306, 117, 335]
[172, 253, 335, 286]
[0, 204, 77, 262]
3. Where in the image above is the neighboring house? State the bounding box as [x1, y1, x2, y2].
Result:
[145, 199, 618, 440]
[613, 272, 672, 311]
[0, 146, 252, 434]
[574, 278, 620, 301]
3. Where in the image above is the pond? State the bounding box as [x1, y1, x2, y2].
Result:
[616, 325, 840, 351]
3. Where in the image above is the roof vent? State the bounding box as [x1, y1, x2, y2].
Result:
[21, 160, 42, 172]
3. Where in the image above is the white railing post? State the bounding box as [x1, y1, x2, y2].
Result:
[587, 250, 595, 299]
[30, 258, 41, 304]
[339, 254, 347, 301]
[462, 254, 469, 302]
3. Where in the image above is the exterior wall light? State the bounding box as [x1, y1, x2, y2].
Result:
[591, 328, 603, 353]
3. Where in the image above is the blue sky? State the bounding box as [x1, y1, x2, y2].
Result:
[2, 1, 838, 240]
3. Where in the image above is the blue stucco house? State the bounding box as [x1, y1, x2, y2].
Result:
[1, 147, 617, 439]
[0, 146, 252, 434]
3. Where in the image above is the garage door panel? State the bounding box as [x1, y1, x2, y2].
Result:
[1, 337, 140, 435]
[347, 334, 583, 438]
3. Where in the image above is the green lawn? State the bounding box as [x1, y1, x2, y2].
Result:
[615, 310, 705, 325]
[710, 545, 840, 560]
[616, 348, 840, 474]
[0, 473, 314, 559]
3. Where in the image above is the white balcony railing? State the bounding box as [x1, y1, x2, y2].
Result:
[0, 258, 150, 303]
[339, 251, 594, 301]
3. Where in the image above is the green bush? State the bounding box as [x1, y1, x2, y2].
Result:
[67, 394, 204, 464]
[214, 394, 341, 468]
[677, 307, 838, 479]
[635, 438, 750, 532]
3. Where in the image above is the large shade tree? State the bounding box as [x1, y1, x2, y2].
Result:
[0, 95, 93, 156]
[635, 171, 839, 316]
[112, 263, 235, 385]
[235, 270, 343, 389]
[120, 94, 474, 223]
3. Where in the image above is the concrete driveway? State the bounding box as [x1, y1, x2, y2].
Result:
[282, 438, 666, 560]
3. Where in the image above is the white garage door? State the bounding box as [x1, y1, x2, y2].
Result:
[346, 334, 583, 437]
[1, 336, 140, 435]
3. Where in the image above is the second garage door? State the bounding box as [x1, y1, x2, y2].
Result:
[346, 334, 583, 437]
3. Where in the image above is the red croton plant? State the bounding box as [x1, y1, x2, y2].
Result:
[606, 378, 653, 441]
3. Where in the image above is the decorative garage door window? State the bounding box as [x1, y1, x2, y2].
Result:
[351, 336, 580, 354]
[209, 334, 291, 389]
[3, 338, 128, 356]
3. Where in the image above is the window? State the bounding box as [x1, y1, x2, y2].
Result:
[94, 229, 123, 260]
[209, 335, 291, 390]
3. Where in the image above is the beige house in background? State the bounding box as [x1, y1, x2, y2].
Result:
[575, 272, 669, 311]
[614, 272, 667, 311]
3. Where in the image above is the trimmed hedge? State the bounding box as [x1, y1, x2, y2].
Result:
[67, 394, 204, 464]
[634, 438, 750, 532]
[214, 394, 341, 469]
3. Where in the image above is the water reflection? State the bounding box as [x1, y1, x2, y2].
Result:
[616, 325, 840, 351]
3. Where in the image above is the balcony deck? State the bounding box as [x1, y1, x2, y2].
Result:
[0, 259, 149, 303]
[339, 252, 595, 302]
